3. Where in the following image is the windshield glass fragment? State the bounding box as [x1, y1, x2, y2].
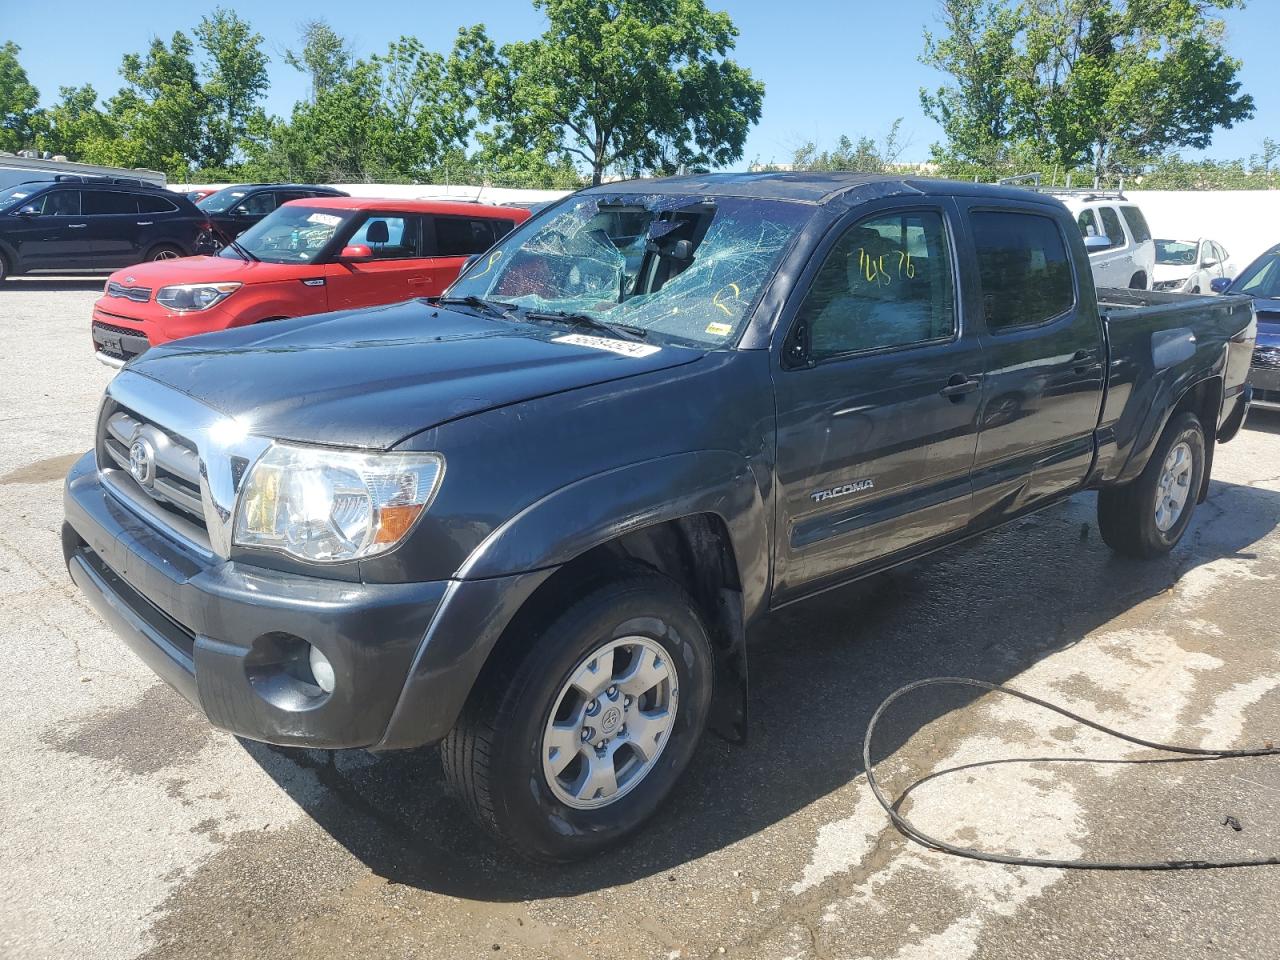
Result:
[448, 194, 813, 346]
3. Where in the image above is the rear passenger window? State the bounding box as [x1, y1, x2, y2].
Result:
[1120, 205, 1151, 243]
[796, 209, 956, 360]
[1099, 207, 1126, 248]
[434, 217, 500, 256]
[137, 194, 178, 214]
[971, 211, 1075, 331]
[83, 191, 138, 215]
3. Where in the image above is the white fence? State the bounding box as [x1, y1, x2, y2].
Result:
[1126, 190, 1280, 276]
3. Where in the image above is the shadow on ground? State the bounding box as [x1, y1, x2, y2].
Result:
[244, 476, 1280, 900]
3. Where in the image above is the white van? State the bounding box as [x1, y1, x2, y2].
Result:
[1060, 195, 1155, 290]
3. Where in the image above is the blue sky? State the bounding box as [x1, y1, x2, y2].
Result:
[7, 0, 1278, 166]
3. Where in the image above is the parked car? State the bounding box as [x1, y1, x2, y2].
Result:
[184, 188, 217, 204]
[1212, 242, 1280, 410]
[196, 183, 348, 251]
[1153, 238, 1230, 293]
[63, 174, 1255, 861]
[1060, 193, 1155, 289]
[90, 197, 529, 365]
[0, 178, 207, 281]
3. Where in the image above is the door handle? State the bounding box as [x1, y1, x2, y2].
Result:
[408, 277, 430, 285]
[136, 220, 153, 226]
[939, 374, 981, 400]
[1070, 349, 1098, 374]
[67, 223, 88, 229]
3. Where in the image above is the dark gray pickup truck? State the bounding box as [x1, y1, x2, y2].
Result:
[63, 173, 1256, 860]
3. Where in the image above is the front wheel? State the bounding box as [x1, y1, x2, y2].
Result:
[1098, 411, 1206, 558]
[442, 573, 714, 861]
[147, 244, 184, 262]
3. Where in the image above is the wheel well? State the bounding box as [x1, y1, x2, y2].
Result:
[1172, 376, 1222, 503]
[477, 514, 749, 740]
[1129, 271, 1148, 289]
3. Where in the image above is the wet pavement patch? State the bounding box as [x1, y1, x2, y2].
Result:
[42, 682, 213, 777]
[0, 453, 82, 485]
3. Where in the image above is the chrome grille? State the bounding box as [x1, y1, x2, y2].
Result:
[99, 407, 209, 546]
[105, 281, 152, 303]
[1252, 347, 1280, 370]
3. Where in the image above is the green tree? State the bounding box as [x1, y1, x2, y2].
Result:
[476, 0, 764, 186]
[921, 0, 1255, 176]
[194, 8, 270, 169]
[284, 19, 355, 103]
[787, 120, 908, 173]
[0, 41, 41, 152]
[33, 85, 117, 158]
[248, 33, 477, 182]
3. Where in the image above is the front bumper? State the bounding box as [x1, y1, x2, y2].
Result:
[62, 452, 549, 749]
[1249, 347, 1280, 410]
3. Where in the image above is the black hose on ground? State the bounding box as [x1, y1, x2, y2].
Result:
[863, 676, 1280, 869]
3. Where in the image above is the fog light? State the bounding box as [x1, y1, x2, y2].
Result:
[308, 644, 335, 694]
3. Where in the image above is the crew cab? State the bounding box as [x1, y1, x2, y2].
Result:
[89, 197, 528, 365]
[62, 173, 1255, 861]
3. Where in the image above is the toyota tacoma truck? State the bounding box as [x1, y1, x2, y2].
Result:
[63, 173, 1256, 861]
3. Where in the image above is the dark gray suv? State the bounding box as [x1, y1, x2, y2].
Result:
[0, 178, 206, 280]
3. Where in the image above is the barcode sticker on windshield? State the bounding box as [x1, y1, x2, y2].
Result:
[552, 334, 660, 358]
[307, 213, 342, 226]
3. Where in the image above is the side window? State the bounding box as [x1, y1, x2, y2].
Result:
[137, 194, 178, 214]
[1215, 242, 1229, 265]
[276, 191, 311, 205]
[82, 191, 138, 215]
[40, 190, 81, 216]
[1120, 205, 1151, 243]
[348, 215, 423, 260]
[1098, 206, 1126, 249]
[492, 218, 517, 241]
[435, 217, 500, 256]
[1077, 209, 1099, 239]
[795, 209, 956, 360]
[236, 192, 277, 217]
[971, 211, 1075, 331]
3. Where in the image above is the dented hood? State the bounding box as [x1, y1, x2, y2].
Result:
[126, 299, 705, 448]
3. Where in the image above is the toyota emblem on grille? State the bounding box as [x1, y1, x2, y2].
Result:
[128, 437, 156, 487]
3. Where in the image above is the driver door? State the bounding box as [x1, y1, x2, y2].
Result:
[10, 188, 92, 267]
[324, 213, 429, 309]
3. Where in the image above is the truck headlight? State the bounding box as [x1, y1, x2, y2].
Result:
[233, 444, 445, 563]
[156, 282, 241, 311]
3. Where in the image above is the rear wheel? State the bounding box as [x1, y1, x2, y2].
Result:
[147, 244, 183, 262]
[1098, 411, 1206, 558]
[442, 572, 714, 861]
[0, 251, 8, 283]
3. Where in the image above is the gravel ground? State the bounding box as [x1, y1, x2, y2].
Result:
[2, 277, 1279, 960]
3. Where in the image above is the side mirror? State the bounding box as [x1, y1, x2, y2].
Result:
[1210, 277, 1233, 294]
[1083, 235, 1111, 252]
[338, 244, 373, 262]
[16, 204, 40, 216]
[1201, 258, 1218, 268]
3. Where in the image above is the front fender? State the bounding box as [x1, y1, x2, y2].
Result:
[456, 449, 771, 622]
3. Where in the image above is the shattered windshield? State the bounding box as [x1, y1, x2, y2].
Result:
[447, 193, 814, 346]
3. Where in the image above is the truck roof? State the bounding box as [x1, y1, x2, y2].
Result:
[586, 171, 1066, 207]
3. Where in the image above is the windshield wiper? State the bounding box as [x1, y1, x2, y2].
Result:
[228, 237, 259, 262]
[437, 296, 517, 319]
[522, 309, 648, 342]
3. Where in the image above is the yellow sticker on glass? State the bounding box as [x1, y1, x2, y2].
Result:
[705, 321, 733, 337]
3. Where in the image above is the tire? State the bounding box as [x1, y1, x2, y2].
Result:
[1129, 271, 1148, 290]
[147, 244, 184, 262]
[442, 572, 715, 861]
[1191, 286, 1201, 295]
[0, 251, 8, 283]
[1098, 411, 1206, 558]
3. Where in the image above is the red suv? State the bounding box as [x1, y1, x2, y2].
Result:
[90, 197, 530, 365]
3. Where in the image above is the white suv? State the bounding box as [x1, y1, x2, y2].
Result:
[1061, 196, 1155, 290]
